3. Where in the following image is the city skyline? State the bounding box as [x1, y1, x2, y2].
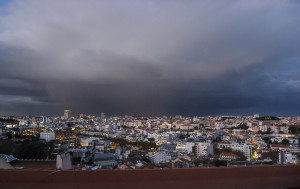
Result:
[0, 0, 300, 116]
[1, 1, 300, 188]
[0, 109, 298, 118]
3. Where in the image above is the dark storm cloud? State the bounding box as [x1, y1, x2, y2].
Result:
[0, 0, 299, 116]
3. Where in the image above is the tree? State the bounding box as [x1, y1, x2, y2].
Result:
[281, 139, 289, 145]
[288, 126, 298, 134]
[259, 151, 279, 162]
[6, 132, 12, 139]
[263, 128, 272, 134]
[263, 137, 270, 144]
[17, 141, 47, 159]
[194, 159, 205, 167]
[179, 134, 190, 139]
[0, 140, 16, 155]
[236, 124, 249, 130]
[213, 159, 227, 167]
[128, 152, 134, 157]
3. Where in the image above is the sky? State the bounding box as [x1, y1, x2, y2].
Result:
[0, 0, 299, 117]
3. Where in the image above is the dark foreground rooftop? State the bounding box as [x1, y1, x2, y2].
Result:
[0, 165, 299, 189]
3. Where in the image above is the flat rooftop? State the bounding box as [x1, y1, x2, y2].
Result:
[0, 165, 299, 189]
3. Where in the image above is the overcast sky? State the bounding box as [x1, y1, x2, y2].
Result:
[0, 0, 299, 117]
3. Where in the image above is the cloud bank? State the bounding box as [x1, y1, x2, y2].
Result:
[0, 0, 300, 116]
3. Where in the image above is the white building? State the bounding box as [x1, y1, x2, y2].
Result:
[41, 116, 48, 123]
[175, 142, 195, 153]
[150, 150, 171, 165]
[124, 149, 132, 159]
[176, 143, 185, 152]
[18, 119, 28, 126]
[56, 153, 72, 170]
[288, 138, 299, 145]
[178, 123, 199, 130]
[278, 151, 299, 164]
[279, 126, 289, 134]
[184, 142, 195, 153]
[64, 110, 71, 119]
[115, 147, 122, 157]
[40, 131, 55, 142]
[259, 125, 268, 132]
[217, 142, 253, 161]
[194, 142, 214, 158]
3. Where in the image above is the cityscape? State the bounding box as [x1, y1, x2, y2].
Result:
[0, 0, 300, 188]
[0, 110, 299, 170]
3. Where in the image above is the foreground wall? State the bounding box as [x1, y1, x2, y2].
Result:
[0, 165, 299, 189]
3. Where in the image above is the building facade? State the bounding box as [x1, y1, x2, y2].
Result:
[218, 142, 253, 160]
[194, 142, 214, 158]
[40, 131, 55, 142]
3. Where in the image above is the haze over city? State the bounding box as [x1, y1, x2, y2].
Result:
[0, 0, 299, 116]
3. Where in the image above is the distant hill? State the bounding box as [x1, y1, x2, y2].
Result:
[256, 116, 280, 121]
[221, 116, 237, 121]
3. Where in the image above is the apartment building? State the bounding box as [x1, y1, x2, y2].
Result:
[218, 142, 253, 160]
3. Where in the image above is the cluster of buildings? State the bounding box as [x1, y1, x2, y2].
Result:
[0, 111, 300, 170]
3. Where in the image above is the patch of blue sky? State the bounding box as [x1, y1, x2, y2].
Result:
[0, 0, 12, 15]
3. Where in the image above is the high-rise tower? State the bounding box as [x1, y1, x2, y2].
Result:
[64, 110, 71, 119]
